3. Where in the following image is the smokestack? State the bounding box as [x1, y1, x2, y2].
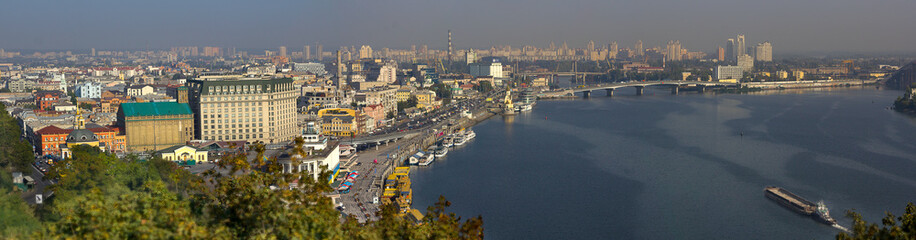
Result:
[336, 50, 343, 89]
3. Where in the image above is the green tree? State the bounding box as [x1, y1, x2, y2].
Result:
[397, 96, 420, 113]
[68, 91, 77, 105]
[78, 102, 93, 110]
[0, 104, 34, 174]
[431, 83, 453, 100]
[838, 203, 916, 239]
[44, 182, 229, 239]
[0, 171, 41, 238]
[475, 81, 494, 93]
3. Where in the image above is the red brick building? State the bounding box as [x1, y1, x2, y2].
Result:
[35, 91, 63, 111]
[35, 125, 127, 156]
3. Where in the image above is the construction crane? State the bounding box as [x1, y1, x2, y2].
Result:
[436, 58, 448, 74]
[842, 60, 855, 76]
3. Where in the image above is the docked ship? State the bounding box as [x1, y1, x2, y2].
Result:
[464, 129, 476, 141]
[453, 133, 467, 146]
[764, 186, 837, 225]
[432, 145, 448, 158]
[515, 89, 537, 112]
[440, 135, 454, 148]
[515, 103, 533, 112]
[414, 151, 435, 166]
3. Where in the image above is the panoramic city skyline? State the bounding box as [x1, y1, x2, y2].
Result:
[2, 0, 916, 54]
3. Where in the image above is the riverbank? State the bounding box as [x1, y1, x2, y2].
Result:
[739, 79, 879, 90]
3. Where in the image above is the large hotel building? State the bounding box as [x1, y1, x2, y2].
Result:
[186, 78, 298, 144]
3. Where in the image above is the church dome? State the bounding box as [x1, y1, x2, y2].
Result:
[67, 129, 98, 143]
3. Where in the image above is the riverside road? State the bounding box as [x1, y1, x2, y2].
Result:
[336, 92, 500, 223]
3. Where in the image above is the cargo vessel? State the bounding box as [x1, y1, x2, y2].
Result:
[764, 186, 837, 225]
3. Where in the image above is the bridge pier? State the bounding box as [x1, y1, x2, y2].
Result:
[698, 86, 705, 93]
[671, 86, 679, 95]
[635, 86, 644, 96]
[582, 90, 591, 98]
[605, 89, 614, 97]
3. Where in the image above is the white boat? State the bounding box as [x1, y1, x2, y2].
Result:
[408, 152, 426, 165]
[515, 103, 533, 112]
[453, 134, 466, 146]
[441, 135, 454, 148]
[464, 129, 476, 140]
[417, 151, 435, 166]
[433, 145, 448, 158]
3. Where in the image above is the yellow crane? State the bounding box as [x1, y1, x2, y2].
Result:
[436, 58, 448, 74]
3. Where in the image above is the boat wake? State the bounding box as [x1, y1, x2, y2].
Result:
[832, 223, 850, 233]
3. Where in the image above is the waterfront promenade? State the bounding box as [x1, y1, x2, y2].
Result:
[336, 94, 499, 223]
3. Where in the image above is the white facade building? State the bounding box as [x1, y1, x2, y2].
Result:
[76, 82, 102, 98]
[125, 85, 154, 96]
[469, 60, 503, 78]
[715, 66, 745, 80]
[291, 62, 328, 76]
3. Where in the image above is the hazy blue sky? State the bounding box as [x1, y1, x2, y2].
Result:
[2, 0, 915, 54]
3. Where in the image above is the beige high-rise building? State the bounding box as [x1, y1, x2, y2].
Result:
[736, 35, 746, 58]
[666, 40, 682, 61]
[635, 40, 644, 56]
[359, 45, 373, 59]
[279, 46, 288, 57]
[186, 78, 298, 144]
[738, 54, 755, 72]
[755, 42, 772, 62]
[304, 45, 311, 60]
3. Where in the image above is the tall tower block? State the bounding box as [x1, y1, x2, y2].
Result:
[448, 30, 453, 63]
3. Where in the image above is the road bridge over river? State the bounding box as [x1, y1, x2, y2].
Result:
[539, 80, 738, 98]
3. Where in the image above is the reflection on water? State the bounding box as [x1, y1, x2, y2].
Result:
[411, 88, 916, 240]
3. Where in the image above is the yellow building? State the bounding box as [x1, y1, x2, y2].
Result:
[776, 70, 789, 79]
[793, 70, 805, 81]
[396, 89, 413, 102]
[157, 145, 209, 164]
[60, 110, 102, 159]
[318, 108, 358, 137]
[414, 90, 438, 110]
[60, 129, 101, 159]
[118, 102, 195, 151]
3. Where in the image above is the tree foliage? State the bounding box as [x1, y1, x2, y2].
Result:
[0, 104, 34, 174]
[5, 135, 483, 239]
[837, 203, 916, 240]
[474, 81, 494, 93]
[431, 83, 453, 100]
[398, 96, 420, 113]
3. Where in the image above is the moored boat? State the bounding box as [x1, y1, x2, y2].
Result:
[464, 129, 476, 140]
[453, 133, 466, 146]
[433, 145, 448, 158]
[417, 151, 435, 166]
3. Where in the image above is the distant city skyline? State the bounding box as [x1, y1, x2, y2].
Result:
[2, 0, 916, 53]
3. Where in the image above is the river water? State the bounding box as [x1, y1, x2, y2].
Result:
[410, 86, 916, 239]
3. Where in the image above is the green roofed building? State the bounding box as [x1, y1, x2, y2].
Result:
[117, 102, 195, 151]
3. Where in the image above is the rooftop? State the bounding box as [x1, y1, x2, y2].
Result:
[120, 102, 192, 117]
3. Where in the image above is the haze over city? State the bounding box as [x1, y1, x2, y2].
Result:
[2, 0, 916, 53]
[4, 0, 916, 239]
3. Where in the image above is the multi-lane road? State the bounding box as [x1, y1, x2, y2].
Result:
[335, 92, 501, 222]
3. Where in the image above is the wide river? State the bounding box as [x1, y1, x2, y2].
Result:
[410, 86, 916, 239]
